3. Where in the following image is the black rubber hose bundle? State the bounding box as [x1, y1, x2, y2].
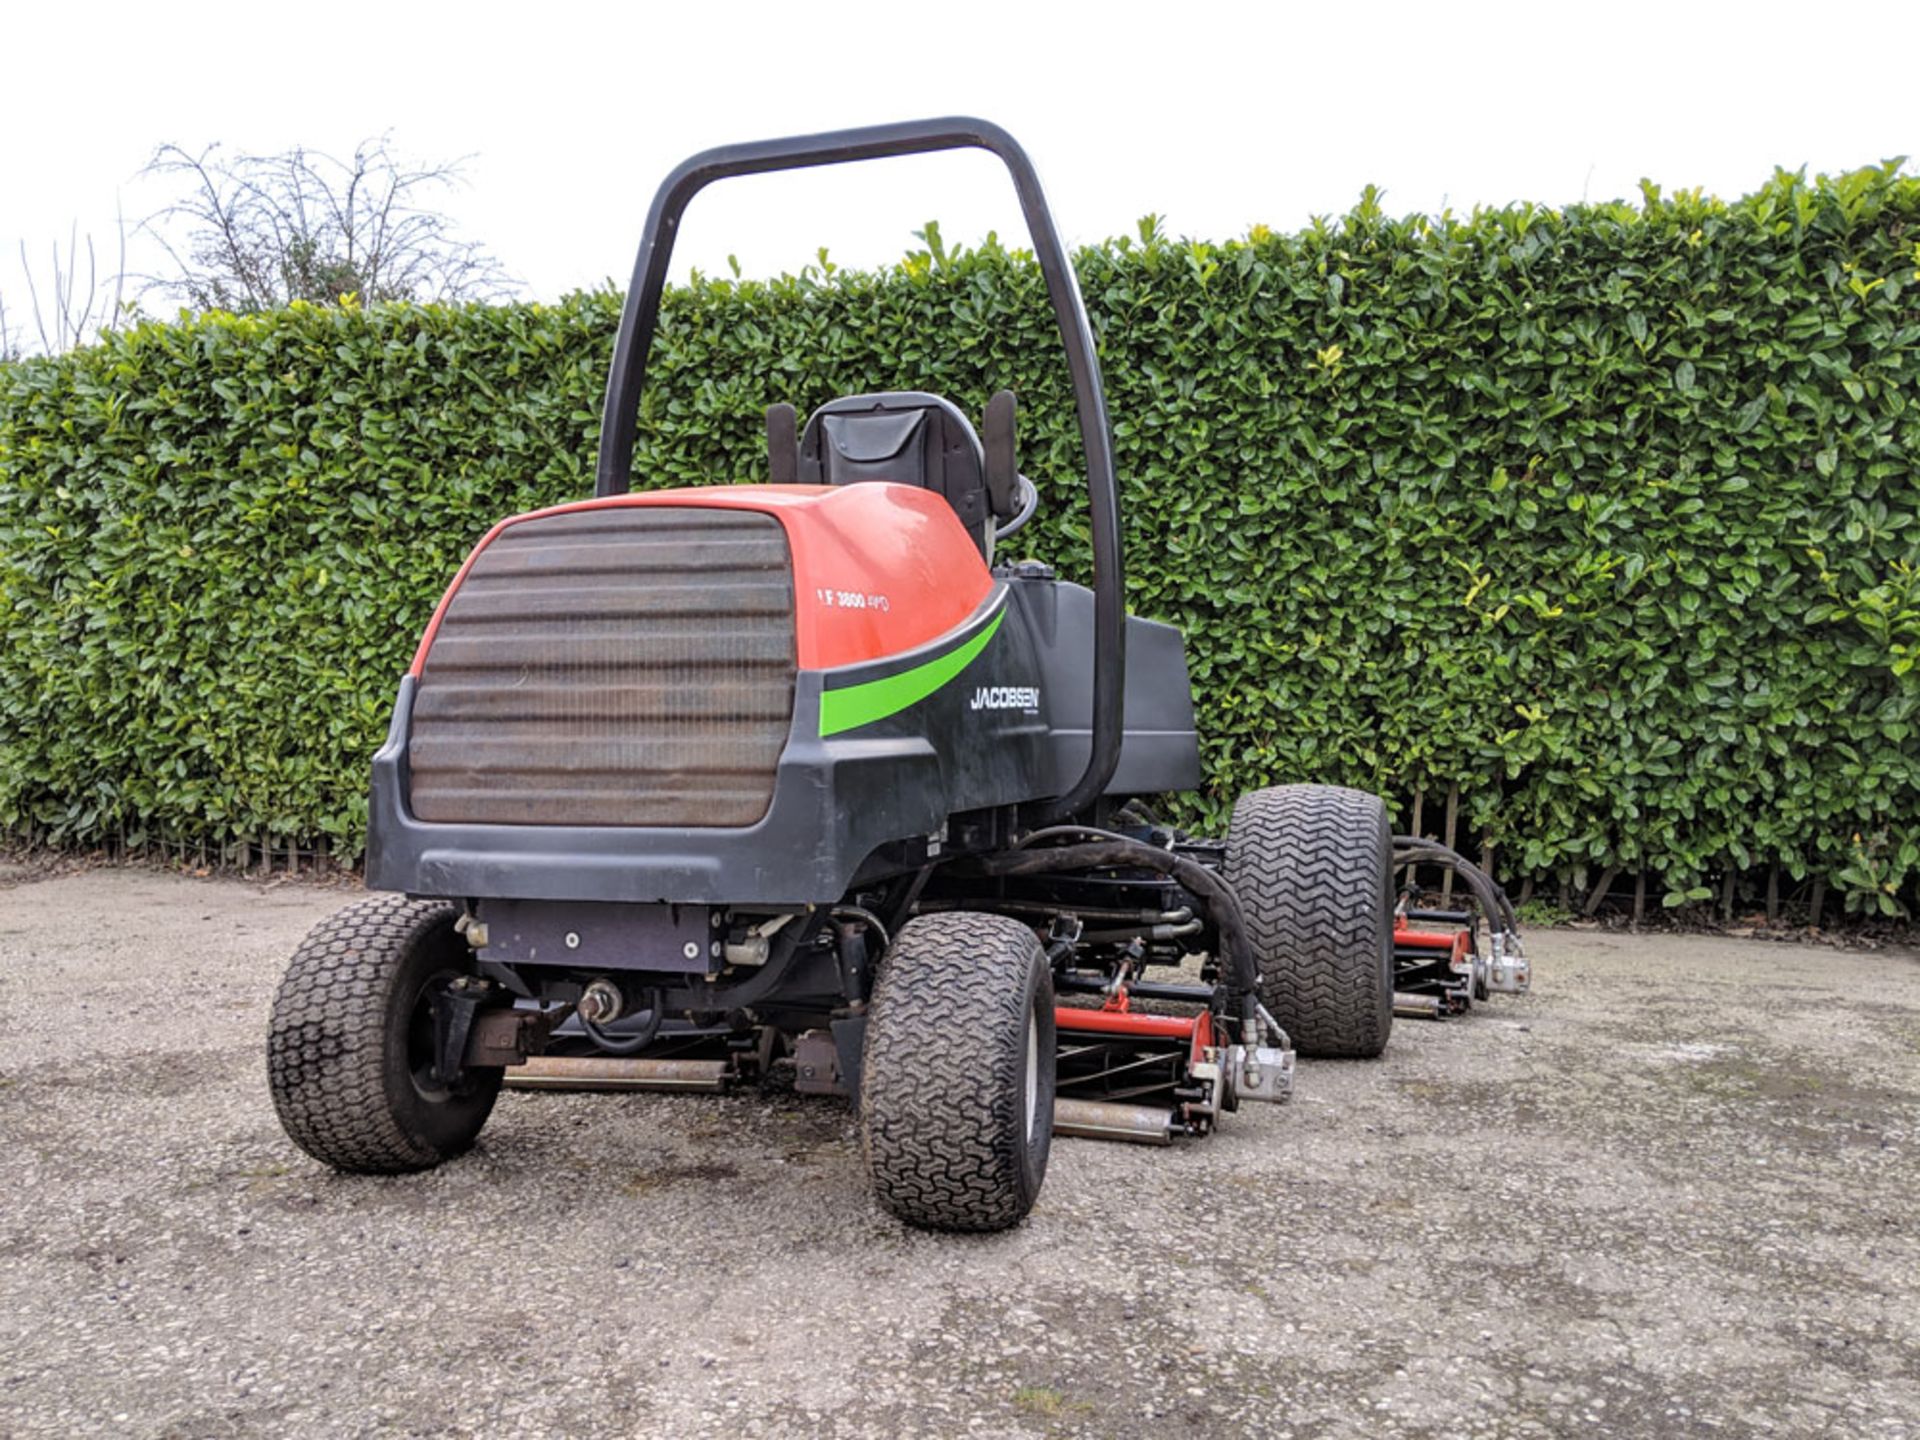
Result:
[980, 826, 1260, 1012]
[1391, 837, 1520, 934]
[581, 989, 664, 1055]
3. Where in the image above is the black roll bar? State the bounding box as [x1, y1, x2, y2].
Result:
[593, 117, 1123, 823]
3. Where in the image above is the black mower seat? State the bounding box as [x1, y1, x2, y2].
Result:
[781, 392, 992, 555]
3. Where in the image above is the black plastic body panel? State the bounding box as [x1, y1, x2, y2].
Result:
[1008, 579, 1202, 796]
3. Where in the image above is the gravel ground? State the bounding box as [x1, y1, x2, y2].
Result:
[1, 865, 1916, 1439]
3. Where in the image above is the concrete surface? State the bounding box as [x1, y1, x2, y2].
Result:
[0, 867, 1916, 1439]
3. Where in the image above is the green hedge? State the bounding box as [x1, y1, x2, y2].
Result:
[3, 165, 1917, 914]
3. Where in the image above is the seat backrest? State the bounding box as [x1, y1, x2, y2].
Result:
[794, 392, 990, 554]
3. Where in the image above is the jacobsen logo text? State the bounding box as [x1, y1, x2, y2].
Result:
[970, 685, 1041, 712]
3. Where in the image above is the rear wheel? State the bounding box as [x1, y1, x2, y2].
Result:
[1223, 784, 1394, 1058]
[861, 913, 1055, 1232]
[267, 894, 501, 1173]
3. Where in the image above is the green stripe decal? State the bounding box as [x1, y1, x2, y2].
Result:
[818, 610, 1005, 737]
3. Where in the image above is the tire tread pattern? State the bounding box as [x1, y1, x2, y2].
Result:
[267, 893, 495, 1173]
[1224, 784, 1394, 1059]
[861, 913, 1051, 1232]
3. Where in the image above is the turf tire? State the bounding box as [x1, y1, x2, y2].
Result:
[861, 913, 1055, 1232]
[1223, 784, 1395, 1059]
[267, 894, 501, 1173]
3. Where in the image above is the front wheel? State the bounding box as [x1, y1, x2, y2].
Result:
[267, 894, 501, 1173]
[861, 913, 1055, 1232]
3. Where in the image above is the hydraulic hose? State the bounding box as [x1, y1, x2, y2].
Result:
[984, 827, 1260, 1020]
[829, 905, 890, 953]
[581, 989, 664, 1055]
[1391, 837, 1520, 934]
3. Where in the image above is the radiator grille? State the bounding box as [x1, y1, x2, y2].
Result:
[408, 507, 795, 827]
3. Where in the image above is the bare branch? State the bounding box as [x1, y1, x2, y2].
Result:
[6, 207, 133, 355]
[23, 239, 52, 352]
[138, 134, 514, 312]
[77, 233, 100, 351]
[110, 199, 127, 330]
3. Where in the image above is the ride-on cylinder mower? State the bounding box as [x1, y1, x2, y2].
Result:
[268, 118, 1404, 1232]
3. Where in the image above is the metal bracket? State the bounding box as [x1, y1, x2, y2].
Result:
[429, 976, 492, 1085]
[1236, 1045, 1295, 1105]
[1488, 930, 1531, 994]
[465, 1006, 557, 1068]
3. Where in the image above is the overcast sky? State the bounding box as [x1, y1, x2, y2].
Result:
[4, 0, 1917, 340]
